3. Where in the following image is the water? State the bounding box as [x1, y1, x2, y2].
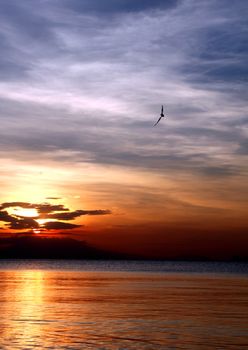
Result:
[0, 260, 248, 349]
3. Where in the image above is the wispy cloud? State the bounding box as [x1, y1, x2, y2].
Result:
[0, 0, 247, 234]
[0, 0, 246, 175]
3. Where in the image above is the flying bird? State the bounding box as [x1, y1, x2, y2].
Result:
[153, 105, 165, 126]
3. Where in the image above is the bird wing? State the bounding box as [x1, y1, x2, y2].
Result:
[153, 116, 162, 126]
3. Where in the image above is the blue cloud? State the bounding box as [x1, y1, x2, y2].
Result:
[63, 0, 179, 14]
[0, 0, 247, 183]
[179, 2, 248, 86]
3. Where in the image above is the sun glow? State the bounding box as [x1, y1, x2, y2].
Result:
[33, 229, 41, 234]
[37, 218, 53, 225]
[11, 208, 39, 218]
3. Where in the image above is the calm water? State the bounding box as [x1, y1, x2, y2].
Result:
[0, 260, 248, 349]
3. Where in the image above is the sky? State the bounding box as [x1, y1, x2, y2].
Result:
[0, 0, 247, 259]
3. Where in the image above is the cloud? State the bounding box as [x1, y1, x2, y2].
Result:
[36, 204, 69, 214]
[0, 210, 17, 223]
[0, 1, 57, 83]
[0, 210, 39, 229]
[0, 202, 70, 213]
[0, 0, 246, 178]
[0, 0, 247, 223]
[9, 218, 40, 230]
[0, 202, 111, 218]
[43, 221, 81, 230]
[46, 209, 111, 220]
[0, 202, 35, 210]
[45, 197, 62, 200]
[63, 0, 179, 14]
[0, 201, 111, 232]
[236, 139, 248, 155]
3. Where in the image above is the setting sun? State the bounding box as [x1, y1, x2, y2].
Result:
[11, 208, 39, 218]
[32, 229, 41, 234]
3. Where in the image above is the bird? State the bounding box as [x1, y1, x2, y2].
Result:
[153, 105, 165, 126]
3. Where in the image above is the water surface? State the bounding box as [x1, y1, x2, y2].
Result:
[0, 260, 247, 349]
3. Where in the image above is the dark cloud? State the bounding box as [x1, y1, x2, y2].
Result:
[64, 0, 179, 14]
[0, 202, 70, 213]
[0, 0, 54, 41]
[171, 126, 241, 143]
[236, 139, 248, 155]
[43, 221, 81, 230]
[36, 204, 69, 214]
[0, 118, 245, 179]
[0, 202, 35, 210]
[81, 209, 112, 216]
[0, 201, 111, 232]
[46, 209, 111, 220]
[0, 210, 17, 223]
[0, 210, 39, 230]
[180, 3, 248, 88]
[226, 117, 248, 128]
[9, 218, 39, 230]
[0, 28, 28, 82]
[198, 166, 239, 178]
[46, 197, 62, 200]
[0, 202, 111, 218]
[0, 55, 28, 81]
[0, 1, 59, 83]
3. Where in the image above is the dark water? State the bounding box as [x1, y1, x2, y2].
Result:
[0, 260, 248, 349]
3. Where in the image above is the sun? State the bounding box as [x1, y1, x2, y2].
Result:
[33, 229, 41, 234]
[12, 208, 39, 218]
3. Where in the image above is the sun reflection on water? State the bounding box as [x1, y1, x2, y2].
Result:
[2, 270, 45, 348]
[18, 271, 45, 345]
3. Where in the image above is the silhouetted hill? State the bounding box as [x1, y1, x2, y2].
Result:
[0, 236, 247, 261]
[0, 236, 129, 259]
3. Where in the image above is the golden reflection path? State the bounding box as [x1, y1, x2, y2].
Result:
[1, 271, 46, 348]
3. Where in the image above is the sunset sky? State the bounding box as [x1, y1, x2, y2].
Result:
[0, 0, 247, 259]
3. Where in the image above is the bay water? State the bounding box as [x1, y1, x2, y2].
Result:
[0, 260, 247, 349]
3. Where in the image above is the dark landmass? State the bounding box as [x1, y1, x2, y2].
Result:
[0, 236, 247, 261]
[0, 236, 130, 260]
